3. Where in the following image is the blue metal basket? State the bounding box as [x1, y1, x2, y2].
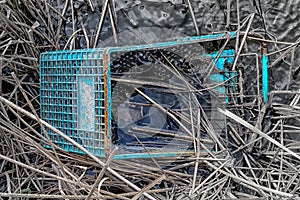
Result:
[40, 32, 269, 159]
[40, 49, 109, 156]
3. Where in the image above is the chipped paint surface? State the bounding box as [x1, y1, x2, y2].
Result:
[262, 42, 269, 103]
[78, 76, 95, 132]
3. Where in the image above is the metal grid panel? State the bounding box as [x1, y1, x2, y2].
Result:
[40, 49, 107, 156]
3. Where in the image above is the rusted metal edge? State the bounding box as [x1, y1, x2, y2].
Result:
[103, 49, 112, 158]
[238, 31, 269, 103]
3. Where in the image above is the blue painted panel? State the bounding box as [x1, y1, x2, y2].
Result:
[206, 50, 235, 103]
[262, 54, 268, 102]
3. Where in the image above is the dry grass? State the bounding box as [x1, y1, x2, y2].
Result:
[0, 0, 300, 199]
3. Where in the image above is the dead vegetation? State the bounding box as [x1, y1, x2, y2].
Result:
[0, 0, 300, 199]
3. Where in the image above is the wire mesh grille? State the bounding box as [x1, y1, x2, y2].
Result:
[40, 49, 107, 156]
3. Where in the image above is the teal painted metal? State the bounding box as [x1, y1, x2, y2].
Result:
[177, 32, 236, 42]
[262, 54, 268, 102]
[40, 32, 269, 159]
[112, 150, 217, 159]
[205, 49, 235, 103]
[113, 152, 192, 160]
[104, 32, 236, 55]
[40, 49, 108, 157]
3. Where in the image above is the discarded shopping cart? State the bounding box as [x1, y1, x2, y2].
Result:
[40, 32, 268, 159]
